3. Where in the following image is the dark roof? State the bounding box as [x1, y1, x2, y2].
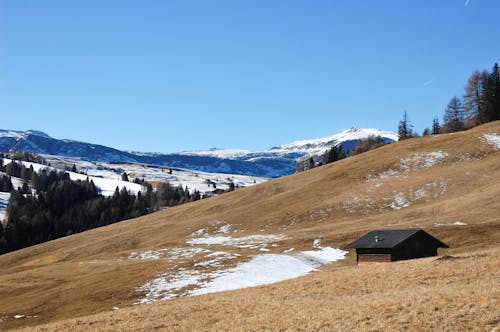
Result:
[345, 229, 448, 249]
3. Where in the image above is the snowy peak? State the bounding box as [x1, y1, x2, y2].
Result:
[25, 130, 52, 138]
[271, 128, 398, 154]
[0, 129, 51, 139]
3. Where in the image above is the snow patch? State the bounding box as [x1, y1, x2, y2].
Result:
[190, 228, 207, 237]
[377, 151, 448, 179]
[434, 221, 468, 227]
[453, 221, 467, 225]
[389, 193, 411, 210]
[186, 234, 288, 250]
[216, 224, 232, 234]
[482, 133, 500, 150]
[135, 247, 347, 304]
[129, 247, 210, 260]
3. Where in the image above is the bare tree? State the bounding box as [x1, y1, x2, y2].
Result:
[463, 70, 489, 124]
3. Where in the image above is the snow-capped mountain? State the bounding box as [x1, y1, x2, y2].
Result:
[270, 128, 398, 155]
[0, 128, 397, 177]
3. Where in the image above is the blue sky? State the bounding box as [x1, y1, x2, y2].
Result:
[1, 0, 499, 152]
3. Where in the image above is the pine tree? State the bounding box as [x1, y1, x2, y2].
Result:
[322, 144, 346, 164]
[308, 157, 315, 169]
[432, 117, 441, 135]
[121, 172, 129, 182]
[443, 96, 464, 132]
[483, 63, 500, 122]
[398, 111, 413, 140]
[71, 164, 77, 172]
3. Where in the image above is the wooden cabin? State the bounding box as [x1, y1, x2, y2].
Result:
[345, 229, 448, 265]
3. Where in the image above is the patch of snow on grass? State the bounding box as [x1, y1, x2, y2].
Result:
[378, 169, 399, 179]
[400, 151, 448, 174]
[14, 315, 25, 319]
[194, 251, 239, 268]
[434, 221, 468, 227]
[389, 193, 411, 210]
[299, 247, 348, 265]
[414, 188, 427, 200]
[134, 246, 347, 304]
[217, 224, 232, 234]
[312, 238, 322, 248]
[129, 247, 209, 260]
[376, 151, 448, 179]
[186, 234, 288, 250]
[135, 270, 204, 304]
[283, 248, 294, 253]
[190, 228, 207, 237]
[190, 248, 347, 297]
[482, 133, 500, 150]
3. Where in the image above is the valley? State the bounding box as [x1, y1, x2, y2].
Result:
[0, 122, 498, 331]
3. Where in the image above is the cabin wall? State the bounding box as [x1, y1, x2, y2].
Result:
[392, 233, 439, 261]
[357, 253, 392, 264]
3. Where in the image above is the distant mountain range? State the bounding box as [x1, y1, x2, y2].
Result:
[0, 128, 398, 177]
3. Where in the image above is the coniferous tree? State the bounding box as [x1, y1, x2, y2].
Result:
[398, 111, 413, 140]
[121, 172, 129, 182]
[432, 117, 441, 135]
[443, 96, 464, 132]
[308, 157, 315, 169]
[0, 175, 14, 192]
[322, 145, 346, 164]
[484, 63, 500, 122]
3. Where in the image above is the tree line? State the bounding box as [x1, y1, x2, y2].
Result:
[0, 159, 201, 254]
[398, 63, 500, 140]
[296, 135, 389, 172]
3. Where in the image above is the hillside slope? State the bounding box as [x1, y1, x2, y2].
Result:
[0, 122, 499, 331]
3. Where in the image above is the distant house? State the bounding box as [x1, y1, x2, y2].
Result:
[345, 229, 448, 265]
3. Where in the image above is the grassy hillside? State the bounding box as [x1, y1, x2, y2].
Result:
[1, 122, 499, 331]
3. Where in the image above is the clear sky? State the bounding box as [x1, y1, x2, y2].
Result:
[1, 0, 499, 153]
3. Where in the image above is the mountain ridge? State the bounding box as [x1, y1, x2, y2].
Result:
[0, 128, 398, 177]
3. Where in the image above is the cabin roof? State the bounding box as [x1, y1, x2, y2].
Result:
[345, 229, 448, 249]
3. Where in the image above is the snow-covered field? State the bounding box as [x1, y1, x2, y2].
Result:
[41, 155, 267, 195]
[2, 158, 144, 197]
[1, 155, 267, 199]
[0, 156, 268, 221]
[132, 223, 347, 304]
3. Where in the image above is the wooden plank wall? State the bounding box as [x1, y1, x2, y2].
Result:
[358, 253, 392, 264]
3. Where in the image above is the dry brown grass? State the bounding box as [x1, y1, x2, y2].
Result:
[1, 121, 499, 331]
